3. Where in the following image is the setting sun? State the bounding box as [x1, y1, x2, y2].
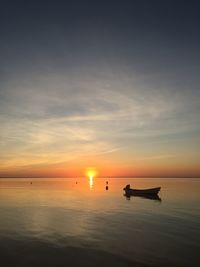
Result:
[85, 167, 98, 178]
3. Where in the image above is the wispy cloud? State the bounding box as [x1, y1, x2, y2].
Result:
[0, 67, 200, 174]
[135, 154, 176, 161]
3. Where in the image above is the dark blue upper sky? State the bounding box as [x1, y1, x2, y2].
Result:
[1, 0, 200, 73]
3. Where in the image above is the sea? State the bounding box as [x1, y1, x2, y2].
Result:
[0, 177, 199, 267]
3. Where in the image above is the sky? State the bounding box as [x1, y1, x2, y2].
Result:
[0, 0, 200, 177]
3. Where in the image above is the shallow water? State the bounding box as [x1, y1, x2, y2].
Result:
[0, 177, 200, 267]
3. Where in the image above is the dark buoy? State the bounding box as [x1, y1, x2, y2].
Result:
[106, 186, 109, 190]
[106, 181, 108, 185]
[30, 182, 32, 184]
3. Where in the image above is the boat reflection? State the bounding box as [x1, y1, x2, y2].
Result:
[124, 192, 162, 202]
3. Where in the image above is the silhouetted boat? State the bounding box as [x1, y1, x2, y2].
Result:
[123, 184, 161, 196]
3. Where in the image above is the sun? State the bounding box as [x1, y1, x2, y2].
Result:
[85, 167, 98, 178]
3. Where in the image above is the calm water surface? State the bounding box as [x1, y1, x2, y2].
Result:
[0, 178, 200, 267]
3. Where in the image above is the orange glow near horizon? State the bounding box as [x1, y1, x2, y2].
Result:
[0, 157, 200, 178]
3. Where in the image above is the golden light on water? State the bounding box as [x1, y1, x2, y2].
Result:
[89, 175, 93, 190]
[85, 167, 98, 190]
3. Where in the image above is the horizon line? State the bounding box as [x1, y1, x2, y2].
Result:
[0, 176, 199, 179]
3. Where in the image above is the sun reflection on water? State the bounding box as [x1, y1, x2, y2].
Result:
[89, 175, 93, 190]
[85, 167, 97, 190]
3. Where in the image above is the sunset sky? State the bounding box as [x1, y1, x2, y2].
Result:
[0, 1, 200, 177]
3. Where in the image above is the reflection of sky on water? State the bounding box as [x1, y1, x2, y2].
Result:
[0, 178, 200, 266]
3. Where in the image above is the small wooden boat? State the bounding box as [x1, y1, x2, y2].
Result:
[123, 184, 161, 196]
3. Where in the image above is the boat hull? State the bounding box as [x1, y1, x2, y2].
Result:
[124, 187, 161, 196]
